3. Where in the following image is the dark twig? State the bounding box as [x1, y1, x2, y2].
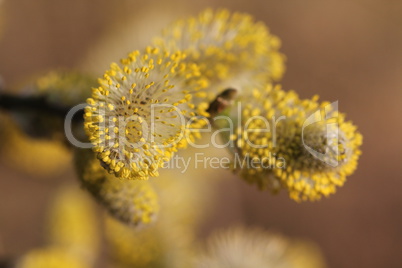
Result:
[0, 92, 84, 121]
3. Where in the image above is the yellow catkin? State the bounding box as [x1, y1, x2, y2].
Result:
[0, 115, 71, 177]
[194, 226, 327, 268]
[105, 147, 219, 268]
[105, 217, 165, 268]
[74, 149, 159, 227]
[34, 70, 96, 106]
[154, 8, 286, 102]
[84, 47, 208, 180]
[0, 71, 96, 177]
[16, 247, 90, 268]
[231, 84, 362, 201]
[0, 71, 95, 146]
[47, 186, 99, 265]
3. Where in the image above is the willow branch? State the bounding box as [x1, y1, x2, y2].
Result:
[0, 92, 84, 121]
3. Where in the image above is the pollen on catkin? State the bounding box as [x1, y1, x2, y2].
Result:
[231, 84, 362, 201]
[154, 8, 285, 101]
[74, 149, 159, 227]
[194, 227, 327, 268]
[84, 46, 209, 180]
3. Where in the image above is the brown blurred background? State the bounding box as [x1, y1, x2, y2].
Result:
[0, 0, 401, 267]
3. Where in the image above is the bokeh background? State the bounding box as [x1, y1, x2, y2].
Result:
[0, 0, 401, 267]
